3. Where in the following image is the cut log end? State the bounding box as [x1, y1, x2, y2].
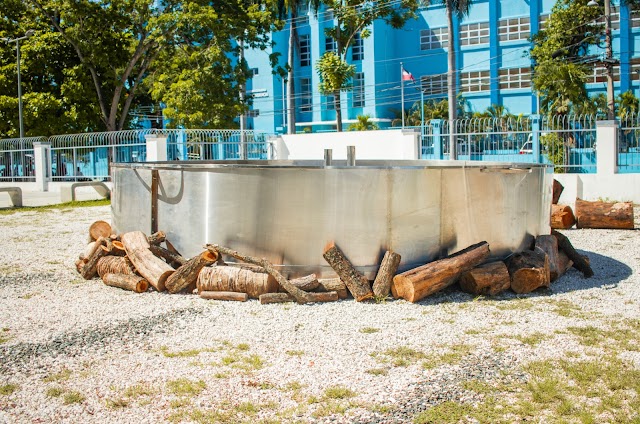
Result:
[89, 220, 112, 242]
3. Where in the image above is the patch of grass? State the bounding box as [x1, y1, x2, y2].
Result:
[63, 391, 85, 405]
[437, 343, 474, 365]
[285, 350, 305, 356]
[323, 385, 356, 400]
[312, 400, 348, 418]
[547, 299, 583, 317]
[514, 332, 551, 347]
[167, 408, 235, 424]
[213, 372, 229, 379]
[123, 383, 156, 399]
[413, 401, 474, 424]
[43, 368, 72, 382]
[166, 378, 206, 396]
[359, 327, 380, 334]
[236, 343, 250, 351]
[46, 387, 64, 398]
[20, 292, 40, 299]
[170, 398, 191, 408]
[464, 329, 482, 335]
[105, 398, 130, 409]
[160, 346, 218, 358]
[372, 346, 427, 367]
[0, 199, 111, 216]
[528, 377, 566, 404]
[0, 335, 11, 344]
[461, 380, 495, 395]
[283, 381, 303, 392]
[0, 384, 18, 395]
[495, 299, 534, 311]
[365, 368, 388, 376]
[220, 353, 264, 372]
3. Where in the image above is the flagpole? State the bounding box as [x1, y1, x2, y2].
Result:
[401, 62, 405, 128]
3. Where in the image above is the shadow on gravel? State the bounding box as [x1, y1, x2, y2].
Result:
[415, 248, 633, 306]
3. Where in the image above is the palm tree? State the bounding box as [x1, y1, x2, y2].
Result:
[441, 0, 472, 159]
[277, 0, 320, 134]
[348, 115, 379, 131]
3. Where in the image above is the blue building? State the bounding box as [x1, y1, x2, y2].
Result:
[243, 0, 640, 134]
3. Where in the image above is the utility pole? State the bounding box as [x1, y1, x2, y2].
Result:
[603, 0, 615, 120]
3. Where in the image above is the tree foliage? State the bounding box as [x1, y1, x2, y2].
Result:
[348, 114, 378, 131]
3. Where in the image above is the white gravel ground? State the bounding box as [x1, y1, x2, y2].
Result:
[0, 205, 639, 423]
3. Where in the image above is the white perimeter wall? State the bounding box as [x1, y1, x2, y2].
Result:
[273, 129, 420, 160]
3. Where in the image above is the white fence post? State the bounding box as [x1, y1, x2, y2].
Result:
[595, 120, 618, 175]
[145, 134, 167, 162]
[33, 142, 50, 192]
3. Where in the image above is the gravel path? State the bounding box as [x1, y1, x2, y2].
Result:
[0, 205, 639, 423]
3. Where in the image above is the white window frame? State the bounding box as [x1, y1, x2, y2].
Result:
[498, 16, 530, 42]
[300, 34, 311, 67]
[300, 78, 312, 112]
[420, 27, 448, 50]
[460, 22, 489, 46]
[352, 72, 365, 108]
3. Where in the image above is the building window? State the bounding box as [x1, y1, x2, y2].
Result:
[300, 34, 310, 67]
[323, 8, 334, 21]
[352, 33, 364, 61]
[248, 109, 259, 117]
[325, 36, 337, 53]
[300, 78, 312, 112]
[250, 68, 259, 77]
[539, 14, 549, 31]
[420, 27, 448, 50]
[325, 95, 335, 110]
[297, 3, 309, 25]
[353, 72, 365, 108]
[586, 64, 620, 83]
[596, 11, 620, 30]
[498, 17, 530, 42]
[632, 10, 640, 28]
[460, 22, 489, 46]
[420, 74, 448, 96]
[460, 70, 490, 92]
[499, 67, 531, 89]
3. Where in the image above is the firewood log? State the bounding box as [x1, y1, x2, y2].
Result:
[197, 266, 279, 299]
[121, 231, 175, 292]
[165, 251, 218, 294]
[575, 199, 634, 229]
[535, 235, 560, 282]
[557, 250, 574, 278]
[459, 261, 510, 296]
[288, 274, 320, 291]
[102, 273, 148, 293]
[323, 243, 373, 302]
[80, 241, 97, 261]
[147, 231, 166, 246]
[392, 241, 490, 303]
[97, 256, 136, 278]
[79, 237, 111, 279]
[110, 240, 127, 256]
[552, 230, 594, 278]
[551, 204, 576, 229]
[199, 291, 249, 302]
[316, 278, 349, 299]
[552, 179, 564, 205]
[89, 221, 111, 242]
[259, 291, 339, 305]
[372, 250, 402, 298]
[506, 247, 550, 294]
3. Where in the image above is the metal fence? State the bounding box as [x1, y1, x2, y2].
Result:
[618, 113, 640, 172]
[0, 137, 45, 182]
[420, 115, 598, 173]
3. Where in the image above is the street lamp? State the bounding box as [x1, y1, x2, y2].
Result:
[588, 0, 616, 120]
[1, 29, 35, 142]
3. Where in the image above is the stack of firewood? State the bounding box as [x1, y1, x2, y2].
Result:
[551, 180, 634, 230]
[75, 218, 599, 305]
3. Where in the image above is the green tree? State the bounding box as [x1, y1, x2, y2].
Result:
[348, 114, 378, 131]
[316, 0, 424, 132]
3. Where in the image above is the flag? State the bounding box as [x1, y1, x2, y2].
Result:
[402, 68, 415, 82]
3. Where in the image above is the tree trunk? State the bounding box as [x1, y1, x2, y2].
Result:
[121, 231, 175, 292]
[323, 243, 373, 301]
[459, 261, 510, 296]
[505, 247, 550, 294]
[165, 250, 218, 294]
[89, 220, 112, 242]
[446, 4, 457, 159]
[551, 204, 576, 229]
[552, 230, 594, 277]
[535, 235, 560, 282]
[200, 291, 249, 302]
[334, 90, 343, 132]
[102, 273, 149, 293]
[287, 9, 297, 134]
[97, 256, 136, 278]
[259, 291, 339, 305]
[392, 241, 490, 303]
[197, 266, 279, 299]
[574, 199, 634, 229]
[372, 250, 402, 298]
[552, 179, 564, 205]
[316, 278, 349, 299]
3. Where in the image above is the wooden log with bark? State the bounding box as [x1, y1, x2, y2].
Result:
[259, 291, 339, 305]
[205, 244, 312, 304]
[552, 179, 564, 205]
[197, 265, 279, 299]
[121, 231, 175, 292]
[288, 274, 320, 291]
[557, 250, 574, 278]
[147, 231, 166, 246]
[535, 235, 561, 282]
[102, 273, 149, 293]
[391, 241, 490, 303]
[110, 240, 127, 256]
[551, 230, 594, 278]
[89, 221, 112, 242]
[372, 250, 402, 298]
[459, 261, 510, 296]
[551, 204, 576, 229]
[199, 291, 249, 302]
[316, 278, 349, 299]
[505, 247, 550, 294]
[574, 199, 634, 230]
[79, 237, 111, 280]
[323, 243, 373, 302]
[165, 250, 218, 294]
[80, 241, 97, 261]
[149, 245, 187, 268]
[97, 256, 136, 278]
